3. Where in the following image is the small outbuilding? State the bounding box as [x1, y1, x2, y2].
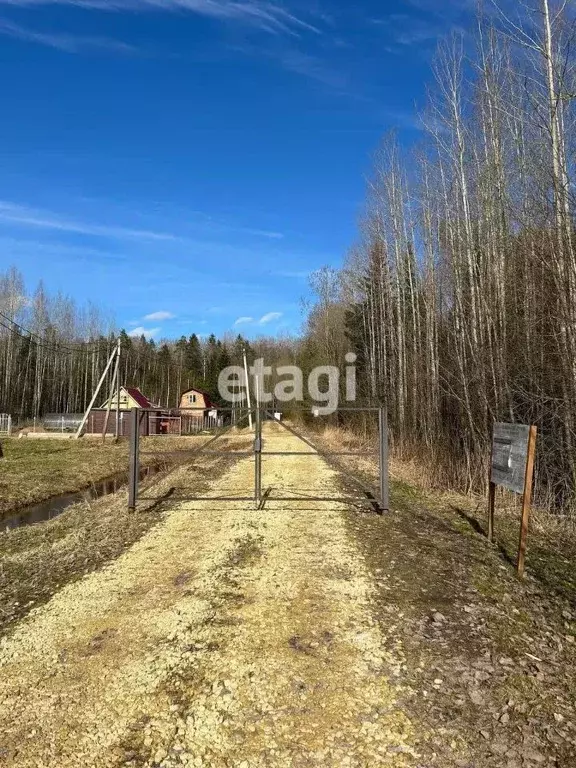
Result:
[86, 386, 160, 436]
[101, 387, 156, 411]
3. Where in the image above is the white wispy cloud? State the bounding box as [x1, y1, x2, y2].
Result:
[0, 18, 135, 52]
[374, 14, 444, 49]
[259, 311, 282, 324]
[0, 201, 182, 242]
[230, 38, 348, 92]
[128, 325, 161, 338]
[404, 0, 476, 16]
[144, 310, 175, 321]
[244, 228, 283, 240]
[0, 200, 284, 246]
[0, 235, 127, 262]
[395, 24, 443, 47]
[0, 1, 322, 36]
[275, 48, 348, 89]
[379, 7, 471, 50]
[234, 316, 254, 325]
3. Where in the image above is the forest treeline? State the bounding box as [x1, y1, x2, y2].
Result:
[0, 265, 299, 415]
[2, 0, 576, 510]
[330, 0, 576, 509]
[308, 0, 576, 511]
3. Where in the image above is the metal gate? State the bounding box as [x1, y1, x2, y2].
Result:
[127, 406, 389, 513]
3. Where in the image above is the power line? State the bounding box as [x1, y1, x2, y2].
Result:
[0, 317, 74, 355]
[0, 317, 86, 356]
[0, 312, 115, 355]
[0, 309, 114, 349]
[0, 309, 110, 350]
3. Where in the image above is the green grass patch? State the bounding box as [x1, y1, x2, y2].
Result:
[390, 478, 425, 504]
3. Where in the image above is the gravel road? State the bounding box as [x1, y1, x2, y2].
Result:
[0, 423, 417, 767]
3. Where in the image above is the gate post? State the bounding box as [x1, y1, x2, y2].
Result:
[128, 407, 140, 510]
[379, 407, 389, 514]
[254, 406, 262, 509]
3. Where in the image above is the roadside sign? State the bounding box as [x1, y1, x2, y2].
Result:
[487, 423, 537, 578]
[491, 423, 531, 494]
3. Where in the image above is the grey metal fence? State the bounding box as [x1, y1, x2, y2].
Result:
[126, 405, 389, 514]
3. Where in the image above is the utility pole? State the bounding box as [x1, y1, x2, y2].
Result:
[115, 338, 121, 439]
[102, 339, 121, 441]
[75, 344, 118, 439]
[254, 372, 261, 508]
[243, 347, 253, 430]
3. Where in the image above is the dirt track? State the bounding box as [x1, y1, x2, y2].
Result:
[0, 423, 417, 767]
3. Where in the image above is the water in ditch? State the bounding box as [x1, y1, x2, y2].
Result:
[2, 463, 164, 532]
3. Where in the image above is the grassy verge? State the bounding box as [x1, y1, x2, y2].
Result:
[343, 491, 576, 766]
[309, 424, 576, 765]
[311, 423, 576, 605]
[0, 444, 247, 635]
[0, 434, 234, 520]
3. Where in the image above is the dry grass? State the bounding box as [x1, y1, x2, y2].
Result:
[0, 442, 249, 634]
[0, 432, 244, 520]
[312, 423, 576, 604]
[314, 424, 436, 490]
[0, 438, 129, 518]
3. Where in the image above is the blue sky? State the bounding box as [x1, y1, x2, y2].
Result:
[0, 0, 472, 340]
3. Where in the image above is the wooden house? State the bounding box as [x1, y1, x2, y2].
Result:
[100, 387, 156, 411]
[178, 387, 219, 433]
[86, 387, 160, 436]
[179, 388, 215, 411]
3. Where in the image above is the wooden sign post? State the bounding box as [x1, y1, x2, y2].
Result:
[517, 425, 537, 578]
[488, 423, 537, 578]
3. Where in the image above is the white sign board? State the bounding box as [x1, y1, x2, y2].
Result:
[490, 423, 530, 494]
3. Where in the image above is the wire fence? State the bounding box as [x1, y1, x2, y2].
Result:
[0, 413, 12, 435]
[125, 406, 389, 513]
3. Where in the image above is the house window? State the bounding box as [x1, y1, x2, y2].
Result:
[188, 394, 197, 404]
